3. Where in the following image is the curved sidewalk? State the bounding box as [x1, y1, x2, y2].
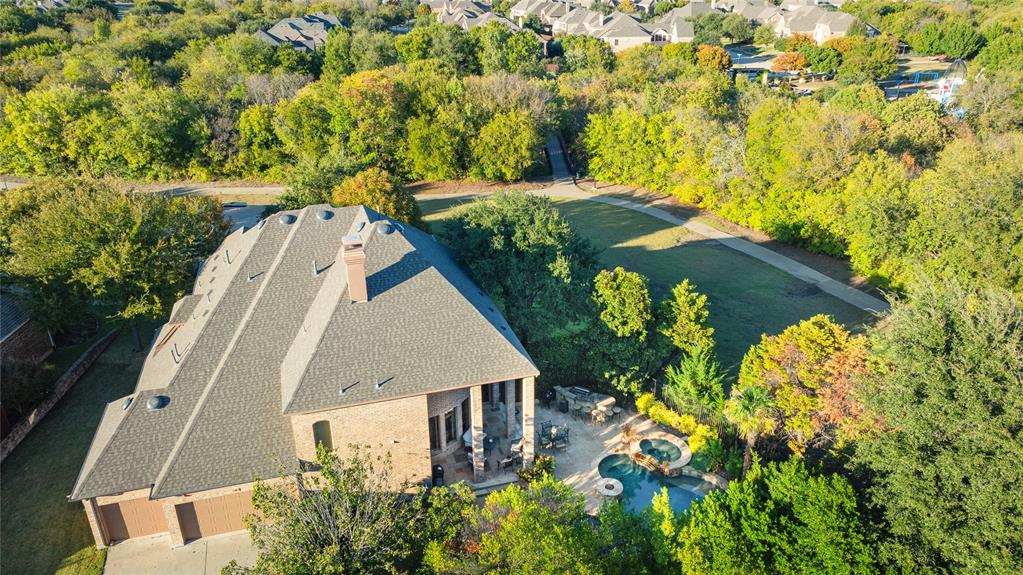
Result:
[417, 185, 889, 314]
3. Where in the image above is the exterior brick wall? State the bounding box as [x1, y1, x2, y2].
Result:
[289, 395, 432, 485]
[0, 319, 53, 366]
[427, 388, 468, 417]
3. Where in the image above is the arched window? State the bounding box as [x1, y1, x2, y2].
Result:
[312, 420, 333, 451]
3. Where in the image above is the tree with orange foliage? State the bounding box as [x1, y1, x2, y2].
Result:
[331, 166, 423, 225]
[772, 51, 807, 72]
[785, 32, 816, 51]
[695, 44, 731, 71]
[823, 36, 854, 53]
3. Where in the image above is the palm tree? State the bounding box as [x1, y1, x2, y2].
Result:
[723, 384, 776, 479]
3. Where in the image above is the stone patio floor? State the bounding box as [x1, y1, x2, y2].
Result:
[535, 404, 661, 513]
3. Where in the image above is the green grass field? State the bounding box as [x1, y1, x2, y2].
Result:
[421, 196, 873, 371]
[0, 327, 152, 575]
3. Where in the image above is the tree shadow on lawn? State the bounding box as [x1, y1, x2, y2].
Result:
[0, 325, 153, 575]
[420, 195, 876, 374]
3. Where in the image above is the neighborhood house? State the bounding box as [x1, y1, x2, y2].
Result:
[70, 205, 539, 548]
[439, 0, 870, 52]
[254, 12, 343, 52]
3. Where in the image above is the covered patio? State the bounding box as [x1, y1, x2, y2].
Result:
[428, 379, 534, 489]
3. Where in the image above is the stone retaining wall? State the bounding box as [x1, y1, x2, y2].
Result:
[679, 466, 730, 490]
[0, 330, 118, 462]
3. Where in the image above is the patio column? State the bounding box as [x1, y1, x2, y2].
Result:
[439, 415, 448, 452]
[454, 404, 463, 446]
[490, 382, 500, 409]
[82, 499, 108, 548]
[521, 376, 535, 467]
[504, 380, 516, 442]
[164, 502, 185, 547]
[470, 385, 485, 482]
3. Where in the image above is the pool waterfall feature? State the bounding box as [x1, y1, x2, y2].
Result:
[598, 432, 714, 514]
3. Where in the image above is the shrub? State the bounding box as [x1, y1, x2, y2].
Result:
[635, 392, 718, 451]
[517, 454, 555, 483]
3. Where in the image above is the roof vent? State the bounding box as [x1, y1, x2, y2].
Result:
[121, 397, 134, 410]
[279, 213, 297, 225]
[356, 221, 366, 232]
[316, 209, 334, 221]
[377, 222, 394, 235]
[147, 395, 170, 411]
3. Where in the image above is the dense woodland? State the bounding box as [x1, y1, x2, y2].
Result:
[2, 1, 1023, 574]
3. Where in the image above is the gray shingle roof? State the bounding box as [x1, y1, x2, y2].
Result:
[71, 205, 536, 501]
[255, 12, 343, 52]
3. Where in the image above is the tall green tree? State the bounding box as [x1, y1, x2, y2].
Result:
[1, 179, 226, 345]
[663, 347, 726, 419]
[854, 281, 1023, 574]
[665, 459, 876, 574]
[587, 267, 664, 396]
[446, 192, 597, 376]
[905, 134, 1023, 294]
[657, 279, 714, 354]
[470, 109, 542, 182]
[424, 475, 606, 574]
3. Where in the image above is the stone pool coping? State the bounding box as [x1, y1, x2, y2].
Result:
[589, 424, 730, 497]
[627, 429, 693, 475]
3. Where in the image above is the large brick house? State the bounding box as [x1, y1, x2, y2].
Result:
[71, 205, 538, 548]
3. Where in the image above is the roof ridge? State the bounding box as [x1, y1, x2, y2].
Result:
[69, 395, 136, 500]
[150, 209, 307, 498]
[281, 207, 376, 413]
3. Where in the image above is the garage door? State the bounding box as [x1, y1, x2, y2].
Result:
[176, 491, 254, 541]
[99, 498, 167, 542]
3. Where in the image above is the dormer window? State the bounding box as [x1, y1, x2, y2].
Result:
[312, 420, 333, 451]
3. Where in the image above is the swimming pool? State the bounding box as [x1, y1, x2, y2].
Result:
[598, 454, 709, 514]
[639, 438, 682, 463]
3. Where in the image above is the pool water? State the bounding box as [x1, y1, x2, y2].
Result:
[639, 438, 682, 463]
[598, 454, 707, 514]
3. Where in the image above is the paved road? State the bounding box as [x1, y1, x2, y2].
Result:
[6, 145, 888, 313]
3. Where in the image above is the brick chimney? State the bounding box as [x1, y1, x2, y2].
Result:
[341, 235, 367, 303]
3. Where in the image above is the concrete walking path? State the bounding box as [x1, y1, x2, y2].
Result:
[418, 138, 888, 314]
[540, 185, 888, 313]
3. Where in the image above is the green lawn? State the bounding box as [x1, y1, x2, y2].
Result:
[421, 196, 872, 372]
[0, 326, 152, 575]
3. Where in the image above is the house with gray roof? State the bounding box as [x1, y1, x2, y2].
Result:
[595, 12, 653, 51]
[71, 205, 538, 548]
[510, 0, 574, 30]
[649, 7, 697, 44]
[1, 294, 53, 369]
[254, 12, 343, 52]
[772, 5, 869, 44]
[437, 1, 522, 31]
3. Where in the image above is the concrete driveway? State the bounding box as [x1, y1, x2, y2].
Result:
[103, 531, 257, 575]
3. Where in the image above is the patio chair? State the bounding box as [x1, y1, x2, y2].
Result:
[570, 403, 585, 421]
[499, 453, 523, 470]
